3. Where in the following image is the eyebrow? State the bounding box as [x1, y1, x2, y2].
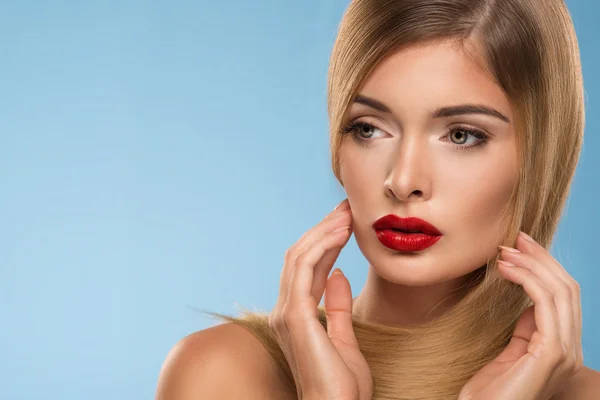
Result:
[353, 94, 511, 123]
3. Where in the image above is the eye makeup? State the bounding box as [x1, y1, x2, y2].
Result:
[340, 119, 490, 152]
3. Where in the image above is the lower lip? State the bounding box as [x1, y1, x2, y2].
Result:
[374, 229, 442, 252]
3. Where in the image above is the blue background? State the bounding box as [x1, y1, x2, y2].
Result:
[0, 1, 598, 398]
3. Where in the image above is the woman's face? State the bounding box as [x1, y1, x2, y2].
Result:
[339, 39, 518, 286]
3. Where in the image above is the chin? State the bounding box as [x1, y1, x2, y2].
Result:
[373, 259, 462, 287]
[358, 235, 484, 287]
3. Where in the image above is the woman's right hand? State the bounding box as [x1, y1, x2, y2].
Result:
[268, 199, 373, 400]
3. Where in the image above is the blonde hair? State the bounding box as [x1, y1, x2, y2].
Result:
[207, 0, 585, 398]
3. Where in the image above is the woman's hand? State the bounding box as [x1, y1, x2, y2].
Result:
[459, 231, 583, 400]
[268, 199, 373, 400]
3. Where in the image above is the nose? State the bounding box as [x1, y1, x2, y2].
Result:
[383, 133, 432, 202]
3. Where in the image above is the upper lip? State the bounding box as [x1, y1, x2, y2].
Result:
[372, 214, 442, 236]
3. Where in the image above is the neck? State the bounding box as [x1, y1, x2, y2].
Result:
[352, 265, 482, 327]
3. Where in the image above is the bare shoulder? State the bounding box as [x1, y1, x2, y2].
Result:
[553, 366, 600, 400]
[155, 322, 296, 400]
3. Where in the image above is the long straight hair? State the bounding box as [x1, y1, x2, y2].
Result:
[208, 1, 585, 398]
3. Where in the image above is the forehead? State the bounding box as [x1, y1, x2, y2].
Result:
[357, 40, 513, 121]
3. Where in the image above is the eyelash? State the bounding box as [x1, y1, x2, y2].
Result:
[340, 120, 490, 151]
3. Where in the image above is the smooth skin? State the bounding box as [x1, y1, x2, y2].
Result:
[267, 199, 371, 399]
[343, 39, 520, 326]
[458, 232, 588, 399]
[155, 199, 599, 399]
[155, 39, 600, 399]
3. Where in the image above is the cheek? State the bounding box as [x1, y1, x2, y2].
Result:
[444, 154, 517, 242]
[339, 145, 387, 232]
[339, 144, 383, 197]
[431, 160, 517, 278]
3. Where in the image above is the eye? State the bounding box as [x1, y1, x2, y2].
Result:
[445, 125, 490, 151]
[340, 120, 490, 151]
[340, 120, 384, 147]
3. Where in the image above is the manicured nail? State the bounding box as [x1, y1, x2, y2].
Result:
[520, 231, 535, 243]
[332, 268, 344, 276]
[497, 260, 517, 268]
[499, 245, 520, 253]
[334, 199, 347, 211]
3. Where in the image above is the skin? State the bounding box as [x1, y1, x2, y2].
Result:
[328, 38, 599, 397]
[341, 39, 517, 326]
[155, 38, 600, 399]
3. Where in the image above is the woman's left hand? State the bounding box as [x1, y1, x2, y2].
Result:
[458, 231, 584, 400]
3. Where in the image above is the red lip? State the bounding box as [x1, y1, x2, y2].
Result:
[372, 214, 443, 252]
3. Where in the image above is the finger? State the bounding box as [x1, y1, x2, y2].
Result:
[494, 305, 536, 363]
[515, 232, 580, 343]
[283, 267, 356, 394]
[514, 232, 582, 365]
[287, 226, 352, 312]
[310, 225, 353, 305]
[497, 261, 562, 366]
[283, 309, 348, 394]
[499, 245, 575, 356]
[515, 232, 573, 283]
[276, 200, 350, 307]
[324, 268, 359, 349]
[283, 208, 351, 306]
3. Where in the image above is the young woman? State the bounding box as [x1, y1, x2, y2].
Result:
[156, 0, 600, 398]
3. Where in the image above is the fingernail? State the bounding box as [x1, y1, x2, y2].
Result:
[520, 231, 535, 243]
[332, 268, 344, 276]
[498, 245, 520, 253]
[497, 260, 517, 268]
[334, 199, 347, 211]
